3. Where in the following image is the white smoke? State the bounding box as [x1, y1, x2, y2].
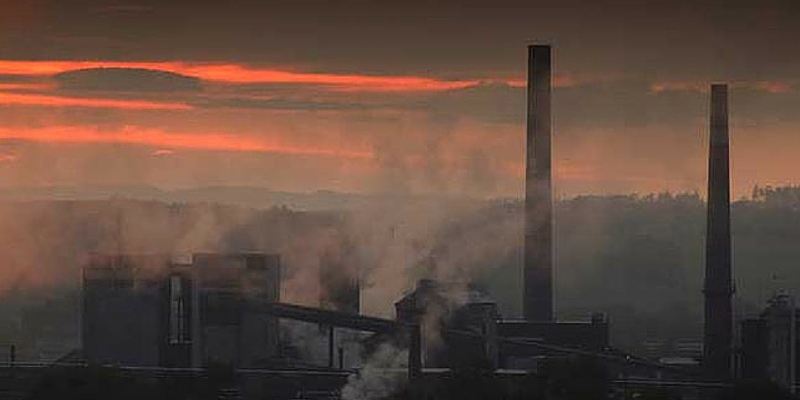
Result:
[340, 343, 408, 400]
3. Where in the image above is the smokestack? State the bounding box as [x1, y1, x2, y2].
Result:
[524, 45, 553, 322]
[704, 83, 732, 377]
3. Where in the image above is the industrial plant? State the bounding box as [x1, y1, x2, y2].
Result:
[1, 44, 797, 400]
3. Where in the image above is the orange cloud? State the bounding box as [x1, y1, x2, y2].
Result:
[651, 80, 795, 94]
[751, 81, 793, 94]
[0, 60, 478, 92]
[0, 82, 55, 91]
[0, 91, 191, 110]
[503, 74, 580, 88]
[649, 81, 706, 93]
[0, 126, 374, 159]
[151, 148, 175, 156]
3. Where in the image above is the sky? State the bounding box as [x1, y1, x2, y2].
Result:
[0, 0, 799, 198]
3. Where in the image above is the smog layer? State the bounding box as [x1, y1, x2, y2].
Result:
[3, 186, 800, 359]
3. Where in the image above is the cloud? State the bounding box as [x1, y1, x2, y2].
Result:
[0, 91, 191, 110]
[401, 82, 525, 124]
[194, 96, 377, 111]
[150, 148, 174, 156]
[89, 4, 155, 15]
[650, 80, 796, 94]
[54, 67, 202, 93]
[750, 81, 794, 94]
[0, 125, 374, 159]
[502, 73, 594, 89]
[650, 81, 706, 94]
[0, 82, 54, 91]
[0, 60, 480, 93]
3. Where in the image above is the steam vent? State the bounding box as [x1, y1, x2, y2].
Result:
[703, 83, 733, 377]
[524, 44, 554, 322]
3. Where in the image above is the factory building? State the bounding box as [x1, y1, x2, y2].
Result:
[497, 316, 609, 369]
[82, 252, 281, 369]
[393, 278, 607, 372]
[394, 279, 499, 370]
[740, 292, 800, 391]
[82, 254, 174, 367]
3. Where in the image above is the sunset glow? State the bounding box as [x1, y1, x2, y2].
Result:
[0, 60, 480, 92]
[0, 91, 192, 110]
[0, 1, 796, 198]
[0, 126, 375, 159]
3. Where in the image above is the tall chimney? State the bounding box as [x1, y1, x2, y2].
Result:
[524, 45, 553, 322]
[704, 83, 732, 377]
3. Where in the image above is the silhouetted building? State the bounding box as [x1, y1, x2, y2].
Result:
[740, 292, 800, 390]
[740, 318, 769, 380]
[394, 279, 608, 371]
[445, 297, 499, 370]
[641, 338, 667, 360]
[673, 337, 704, 360]
[82, 252, 281, 369]
[704, 83, 733, 377]
[395, 279, 498, 370]
[83, 254, 173, 367]
[193, 253, 281, 368]
[639, 337, 703, 362]
[497, 315, 609, 370]
[525, 44, 554, 322]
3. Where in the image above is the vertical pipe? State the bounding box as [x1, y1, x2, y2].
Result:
[524, 44, 554, 322]
[338, 346, 344, 370]
[328, 326, 335, 369]
[191, 268, 201, 368]
[9, 344, 14, 378]
[790, 297, 796, 394]
[408, 323, 422, 380]
[704, 83, 733, 377]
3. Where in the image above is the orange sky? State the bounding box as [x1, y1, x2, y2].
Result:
[0, 58, 797, 198]
[0, 125, 374, 159]
[0, 0, 798, 198]
[0, 60, 484, 92]
[0, 91, 191, 110]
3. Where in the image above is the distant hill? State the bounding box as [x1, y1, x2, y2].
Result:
[2, 186, 800, 358]
[0, 185, 486, 211]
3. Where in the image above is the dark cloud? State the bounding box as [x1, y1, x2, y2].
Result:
[0, 74, 43, 83]
[410, 83, 526, 125]
[402, 80, 800, 130]
[88, 3, 155, 15]
[0, 0, 794, 80]
[193, 79, 800, 130]
[193, 97, 377, 111]
[54, 67, 201, 93]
